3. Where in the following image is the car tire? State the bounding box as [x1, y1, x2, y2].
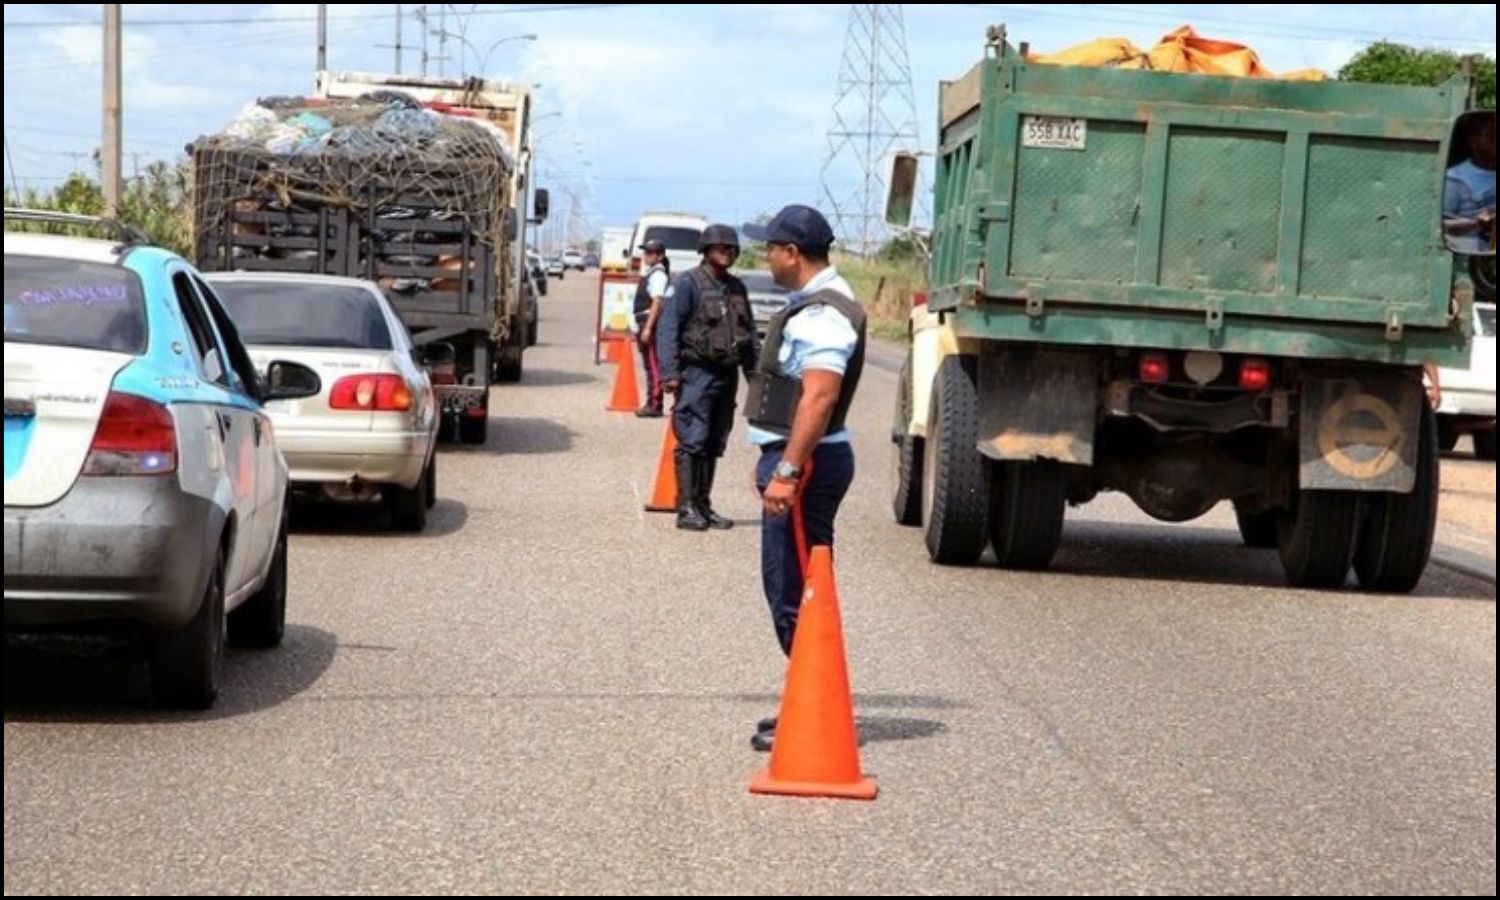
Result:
[424, 453, 437, 509]
[151, 548, 225, 709]
[229, 515, 287, 648]
[390, 467, 429, 533]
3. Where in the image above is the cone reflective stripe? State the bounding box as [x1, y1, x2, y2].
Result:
[606, 339, 640, 412]
[645, 420, 678, 513]
[750, 546, 877, 800]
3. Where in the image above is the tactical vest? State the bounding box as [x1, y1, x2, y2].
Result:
[745, 288, 867, 437]
[633, 263, 666, 323]
[679, 265, 755, 369]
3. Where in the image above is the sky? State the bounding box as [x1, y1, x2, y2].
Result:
[4, 3, 1496, 249]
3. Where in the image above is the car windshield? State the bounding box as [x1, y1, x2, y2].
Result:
[643, 226, 702, 251]
[212, 280, 393, 349]
[4, 254, 148, 355]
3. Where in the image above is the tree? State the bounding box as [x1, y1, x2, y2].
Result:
[4, 158, 193, 256]
[1338, 41, 1495, 109]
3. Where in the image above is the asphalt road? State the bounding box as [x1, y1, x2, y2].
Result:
[6, 272, 1494, 894]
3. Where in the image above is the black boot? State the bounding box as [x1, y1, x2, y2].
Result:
[697, 458, 733, 530]
[675, 453, 709, 531]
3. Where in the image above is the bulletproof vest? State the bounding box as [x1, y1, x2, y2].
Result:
[633, 263, 666, 321]
[745, 288, 867, 437]
[679, 265, 755, 368]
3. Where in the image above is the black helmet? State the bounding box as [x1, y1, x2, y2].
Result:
[698, 223, 740, 252]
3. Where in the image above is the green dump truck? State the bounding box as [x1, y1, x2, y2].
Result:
[887, 27, 1493, 592]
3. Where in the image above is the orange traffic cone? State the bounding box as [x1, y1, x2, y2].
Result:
[750, 546, 877, 801]
[645, 420, 678, 513]
[606, 339, 640, 412]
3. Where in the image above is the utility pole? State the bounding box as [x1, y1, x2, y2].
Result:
[316, 3, 328, 73]
[102, 3, 122, 217]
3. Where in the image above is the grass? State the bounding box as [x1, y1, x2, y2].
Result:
[834, 251, 925, 345]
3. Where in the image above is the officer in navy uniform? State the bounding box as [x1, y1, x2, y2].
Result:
[655, 224, 758, 531]
[740, 204, 866, 752]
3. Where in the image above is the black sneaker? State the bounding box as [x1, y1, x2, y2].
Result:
[635, 405, 663, 418]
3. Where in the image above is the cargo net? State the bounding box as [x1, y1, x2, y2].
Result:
[193, 90, 515, 295]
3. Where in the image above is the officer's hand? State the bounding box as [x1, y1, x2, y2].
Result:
[762, 476, 797, 518]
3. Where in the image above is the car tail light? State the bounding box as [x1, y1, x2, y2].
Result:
[330, 374, 413, 412]
[1138, 352, 1170, 384]
[84, 391, 177, 475]
[1239, 358, 1271, 392]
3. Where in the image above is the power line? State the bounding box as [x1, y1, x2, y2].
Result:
[4, 5, 644, 30]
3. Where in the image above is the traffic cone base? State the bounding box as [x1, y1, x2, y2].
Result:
[645, 421, 678, 513]
[749, 770, 877, 801]
[606, 340, 640, 412]
[748, 546, 877, 801]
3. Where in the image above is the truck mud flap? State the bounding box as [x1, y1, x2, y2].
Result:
[977, 347, 1097, 465]
[1298, 376, 1422, 492]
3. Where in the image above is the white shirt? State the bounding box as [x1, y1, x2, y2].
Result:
[748, 266, 859, 447]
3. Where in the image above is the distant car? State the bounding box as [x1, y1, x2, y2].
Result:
[737, 269, 792, 337]
[546, 257, 565, 279]
[1433, 300, 1496, 459]
[562, 249, 585, 271]
[205, 273, 441, 531]
[582, 251, 600, 269]
[4, 218, 321, 709]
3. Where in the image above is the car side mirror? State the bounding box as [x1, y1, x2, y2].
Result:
[263, 361, 321, 402]
[533, 188, 550, 223]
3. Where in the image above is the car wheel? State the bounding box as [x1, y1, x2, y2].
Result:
[229, 514, 287, 648]
[151, 548, 225, 709]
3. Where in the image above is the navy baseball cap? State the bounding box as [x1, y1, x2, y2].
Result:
[742, 204, 835, 253]
[639, 238, 667, 253]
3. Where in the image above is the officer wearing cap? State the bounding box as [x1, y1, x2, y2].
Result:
[655, 224, 758, 531]
[632, 238, 671, 417]
[740, 204, 866, 752]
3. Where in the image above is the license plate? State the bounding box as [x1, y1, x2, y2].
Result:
[1022, 116, 1087, 150]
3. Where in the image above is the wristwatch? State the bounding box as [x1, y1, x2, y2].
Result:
[773, 460, 802, 482]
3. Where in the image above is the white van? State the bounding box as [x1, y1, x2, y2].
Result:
[629, 212, 708, 277]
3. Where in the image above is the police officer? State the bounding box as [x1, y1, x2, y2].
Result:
[740, 205, 865, 752]
[655, 224, 758, 531]
[632, 238, 670, 417]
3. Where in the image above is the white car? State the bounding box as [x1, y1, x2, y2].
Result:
[206, 273, 440, 531]
[5, 219, 321, 708]
[1434, 301, 1496, 459]
[629, 212, 708, 276]
[561, 249, 585, 271]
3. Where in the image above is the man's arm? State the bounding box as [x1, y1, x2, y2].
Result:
[655, 276, 689, 387]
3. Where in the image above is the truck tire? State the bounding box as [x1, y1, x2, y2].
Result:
[1233, 500, 1278, 549]
[890, 349, 923, 527]
[988, 460, 1066, 570]
[1354, 403, 1439, 593]
[1438, 419, 1459, 453]
[458, 413, 488, 446]
[228, 515, 287, 648]
[494, 342, 523, 383]
[1276, 488, 1359, 589]
[922, 355, 989, 565]
[151, 549, 225, 709]
[1475, 426, 1496, 461]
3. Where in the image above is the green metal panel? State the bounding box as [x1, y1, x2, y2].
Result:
[1160, 128, 1283, 294]
[928, 42, 1471, 366]
[1299, 136, 1437, 303]
[1008, 120, 1145, 283]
